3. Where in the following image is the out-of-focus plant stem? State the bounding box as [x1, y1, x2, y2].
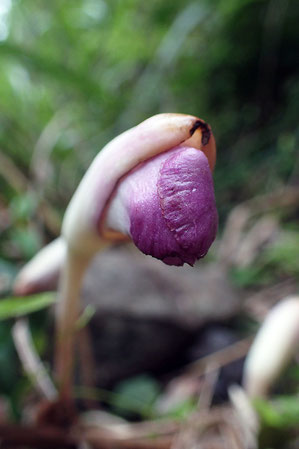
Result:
[54, 248, 90, 400]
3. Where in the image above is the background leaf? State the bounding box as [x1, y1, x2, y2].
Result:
[0, 293, 56, 321]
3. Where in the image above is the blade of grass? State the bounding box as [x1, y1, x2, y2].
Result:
[0, 292, 56, 321]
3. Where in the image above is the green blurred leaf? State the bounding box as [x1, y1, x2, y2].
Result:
[0, 322, 19, 393]
[10, 228, 41, 259]
[230, 228, 299, 288]
[254, 396, 299, 429]
[112, 375, 161, 418]
[163, 397, 197, 420]
[10, 194, 37, 222]
[263, 231, 299, 276]
[230, 265, 272, 287]
[0, 259, 18, 295]
[286, 365, 299, 383]
[0, 293, 56, 321]
[75, 304, 96, 330]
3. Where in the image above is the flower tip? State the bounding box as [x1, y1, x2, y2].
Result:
[185, 119, 216, 171]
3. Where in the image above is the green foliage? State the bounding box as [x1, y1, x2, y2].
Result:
[265, 231, 299, 276]
[162, 397, 198, 420]
[0, 322, 19, 393]
[75, 304, 96, 330]
[9, 228, 41, 259]
[0, 259, 18, 295]
[231, 228, 299, 287]
[255, 396, 299, 429]
[0, 293, 56, 321]
[111, 375, 161, 418]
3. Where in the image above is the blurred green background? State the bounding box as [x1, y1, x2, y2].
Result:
[0, 0, 298, 424]
[0, 0, 298, 252]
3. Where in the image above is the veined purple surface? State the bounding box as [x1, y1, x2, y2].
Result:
[107, 145, 218, 266]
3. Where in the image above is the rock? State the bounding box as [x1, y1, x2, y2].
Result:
[82, 244, 240, 328]
[88, 313, 192, 387]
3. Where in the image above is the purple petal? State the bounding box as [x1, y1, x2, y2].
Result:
[158, 147, 218, 260]
[122, 145, 217, 266]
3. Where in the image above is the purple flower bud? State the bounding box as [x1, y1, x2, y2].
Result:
[106, 145, 218, 266]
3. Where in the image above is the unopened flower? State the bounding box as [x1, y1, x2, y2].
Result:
[62, 113, 216, 258]
[15, 114, 217, 294]
[106, 144, 217, 266]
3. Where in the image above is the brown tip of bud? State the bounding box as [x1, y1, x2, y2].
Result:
[186, 119, 216, 171]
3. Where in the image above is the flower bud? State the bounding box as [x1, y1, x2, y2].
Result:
[62, 114, 216, 256]
[106, 145, 217, 266]
[14, 114, 218, 295]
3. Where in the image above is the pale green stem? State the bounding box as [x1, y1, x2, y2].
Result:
[54, 247, 90, 400]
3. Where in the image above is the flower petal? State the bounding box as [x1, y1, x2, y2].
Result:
[107, 145, 217, 266]
[158, 146, 218, 260]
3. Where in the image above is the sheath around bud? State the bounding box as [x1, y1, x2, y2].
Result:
[106, 145, 218, 266]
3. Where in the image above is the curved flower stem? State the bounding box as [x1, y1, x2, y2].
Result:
[54, 248, 91, 400]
